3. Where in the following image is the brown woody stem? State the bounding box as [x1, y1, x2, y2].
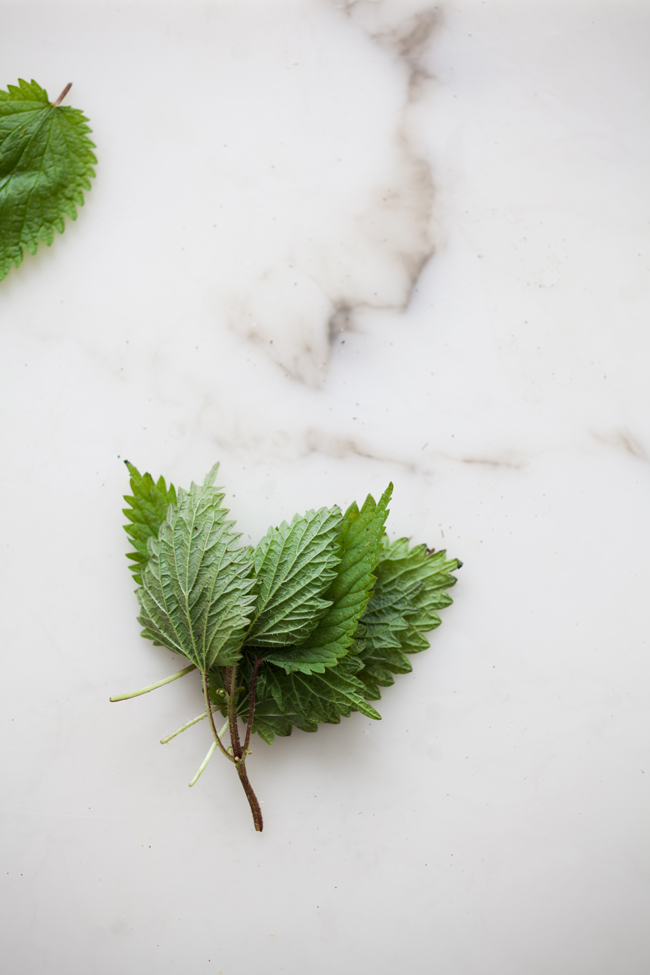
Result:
[225, 664, 263, 831]
[237, 760, 264, 832]
[227, 666, 243, 759]
[242, 657, 263, 756]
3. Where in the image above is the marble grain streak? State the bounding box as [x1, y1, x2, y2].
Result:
[227, 0, 440, 387]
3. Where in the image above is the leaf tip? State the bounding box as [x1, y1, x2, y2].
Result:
[204, 463, 220, 486]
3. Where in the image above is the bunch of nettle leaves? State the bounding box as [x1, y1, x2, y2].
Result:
[112, 463, 460, 831]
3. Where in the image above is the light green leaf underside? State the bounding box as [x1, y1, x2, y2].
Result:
[122, 462, 177, 585]
[357, 539, 460, 699]
[0, 79, 96, 281]
[137, 473, 256, 671]
[246, 505, 343, 647]
[263, 484, 393, 675]
[124, 465, 461, 747]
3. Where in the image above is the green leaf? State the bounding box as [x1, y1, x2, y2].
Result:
[119, 464, 462, 830]
[357, 540, 460, 699]
[235, 654, 380, 745]
[246, 506, 343, 647]
[136, 469, 256, 671]
[263, 484, 393, 674]
[123, 461, 177, 585]
[0, 79, 96, 281]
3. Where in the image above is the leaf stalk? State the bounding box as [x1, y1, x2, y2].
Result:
[201, 672, 235, 764]
[161, 710, 230, 746]
[110, 663, 196, 702]
[189, 741, 217, 786]
[160, 709, 208, 744]
[52, 83, 72, 107]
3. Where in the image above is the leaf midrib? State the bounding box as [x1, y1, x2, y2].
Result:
[0, 103, 54, 213]
[175, 499, 211, 670]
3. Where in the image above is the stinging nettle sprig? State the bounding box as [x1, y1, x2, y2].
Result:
[111, 462, 461, 832]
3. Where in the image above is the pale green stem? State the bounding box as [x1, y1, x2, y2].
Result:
[109, 664, 197, 702]
[188, 741, 217, 787]
[161, 710, 229, 746]
[201, 672, 235, 763]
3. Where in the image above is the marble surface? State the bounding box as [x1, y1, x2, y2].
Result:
[2, 1, 650, 972]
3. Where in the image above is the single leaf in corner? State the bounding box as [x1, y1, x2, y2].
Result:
[0, 79, 96, 281]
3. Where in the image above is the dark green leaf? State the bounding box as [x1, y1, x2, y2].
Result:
[263, 484, 393, 675]
[0, 79, 96, 281]
[235, 653, 380, 744]
[357, 540, 460, 699]
[246, 506, 343, 647]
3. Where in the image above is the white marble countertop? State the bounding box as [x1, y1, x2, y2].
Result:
[2, 1, 650, 972]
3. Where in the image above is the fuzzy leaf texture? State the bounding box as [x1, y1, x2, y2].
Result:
[122, 467, 459, 746]
[246, 506, 343, 647]
[0, 79, 96, 281]
[357, 539, 461, 700]
[123, 462, 177, 585]
[137, 468, 257, 671]
[235, 536, 459, 743]
[224, 652, 380, 746]
[262, 485, 392, 675]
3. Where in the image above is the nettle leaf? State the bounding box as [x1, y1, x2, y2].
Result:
[137, 468, 256, 670]
[263, 484, 392, 675]
[236, 653, 380, 745]
[123, 462, 177, 584]
[246, 506, 343, 647]
[0, 79, 96, 281]
[357, 539, 460, 699]
[116, 463, 460, 831]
